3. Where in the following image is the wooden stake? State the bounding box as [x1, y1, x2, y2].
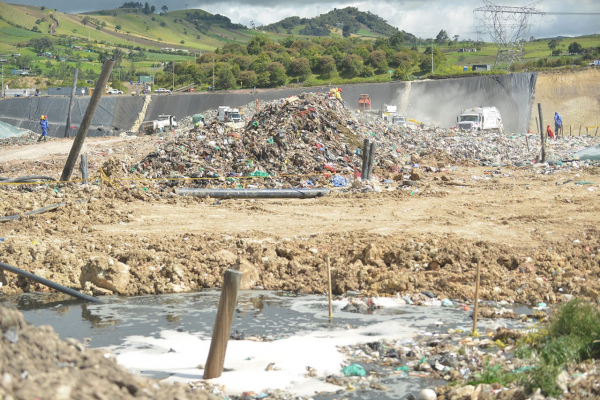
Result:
[570, 125, 572, 136]
[538, 103, 545, 163]
[80, 154, 88, 181]
[472, 260, 481, 336]
[326, 255, 333, 319]
[204, 269, 243, 380]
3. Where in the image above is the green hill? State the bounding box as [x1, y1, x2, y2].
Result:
[262, 6, 415, 40]
[0, 1, 275, 53]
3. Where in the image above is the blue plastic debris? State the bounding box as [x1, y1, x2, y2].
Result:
[332, 175, 347, 187]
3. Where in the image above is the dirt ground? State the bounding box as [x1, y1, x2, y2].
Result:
[529, 68, 600, 131]
[1, 135, 599, 306]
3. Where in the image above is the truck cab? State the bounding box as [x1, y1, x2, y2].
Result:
[392, 115, 406, 126]
[457, 107, 503, 133]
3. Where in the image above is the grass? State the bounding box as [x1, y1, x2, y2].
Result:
[514, 299, 600, 396]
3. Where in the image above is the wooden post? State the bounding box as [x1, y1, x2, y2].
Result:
[570, 125, 572, 137]
[472, 260, 481, 336]
[80, 154, 88, 181]
[204, 269, 243, 380]
[535, 116, 539, 134]
[538, 103, 545, 163]
[586, 127, 589, 136]
[326, 255, 333, 319]
[367, 142, 376, 180]
[60, 59, 114, 182]
[596, 127, 599, 136]
[579, 126, 582, 136]
[361, 139, 369, 179]
[65, 68, 78, 138]
[525, 135, 529, 152]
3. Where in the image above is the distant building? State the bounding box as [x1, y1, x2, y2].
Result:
[472, 64, 491, 72]
[458, 48, 478, 53]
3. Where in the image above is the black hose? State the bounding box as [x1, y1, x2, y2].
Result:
[0, 175, 57, 183]
[0, 199, 86, 223]
[175, 188, 331, 199]
[0, 262, 102, 303]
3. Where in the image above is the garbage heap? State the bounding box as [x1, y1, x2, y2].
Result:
[133, 93, 368, 188]
[130, 93, 600, 188]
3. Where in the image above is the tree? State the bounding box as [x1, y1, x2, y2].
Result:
[369, 49, 388, 73]
[453, 35, 459, 43]
[16, 55, 33, 69]
[288, 57, 311, 80]
[41, 6, 45, 10]
[548, 39, 561, 50]
[267, 62, 287, 87]
[115, 24, 122, 32]
[568, 41, 583, 54]
[150, 5, 156, 13]
[247, 35, 271, 55]
[342, 24, 351, 38]
[317, 55, 337, 78]
[81, 16, 90, 26]
[239, 70, 258, 88]
[216, 65, 236, 89]
[30, 37, 54, 53]
[388, 31, 404, 49]
[343, 54, 363, 78]
[435, 29, 449, 45]
[144, 2, 150, 14]
[161, 5, 168, 14]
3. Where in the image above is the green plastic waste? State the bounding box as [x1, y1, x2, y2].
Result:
[575, 181, 596, 185]
[341, 364, 366, 377]
[249, 171, 270, 178]
[192, 114, 204, 124]
[267, 137, 274, 144]
[396, 366, 410, 372]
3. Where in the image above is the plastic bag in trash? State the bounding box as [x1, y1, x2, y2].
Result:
[342, 364, 366, 377]
[332, 175, 347, 187]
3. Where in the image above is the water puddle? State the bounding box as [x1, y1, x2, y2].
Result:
[1, 291, 525, 399]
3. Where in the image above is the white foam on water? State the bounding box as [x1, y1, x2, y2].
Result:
[114, 317, 416, 396]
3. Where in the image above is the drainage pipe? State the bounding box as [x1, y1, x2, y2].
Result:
[0, 262, 102, 303]
[176, 188, 330, 199]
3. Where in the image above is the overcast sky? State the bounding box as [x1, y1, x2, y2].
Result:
[9, 0, 600, 39]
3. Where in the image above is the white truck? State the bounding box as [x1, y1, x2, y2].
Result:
[381, 104, 397, 122]
[456, 107, 503, 133]
[139, 115, 177, 134]
[217, 106, 242, 123]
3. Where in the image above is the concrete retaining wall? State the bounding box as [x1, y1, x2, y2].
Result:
[0, 73, 537, 136]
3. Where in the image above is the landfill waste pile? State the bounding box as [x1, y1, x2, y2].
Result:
[0, 306, 211, 399]
[127, 93, 600, 189]
[0, 122, 36, 146]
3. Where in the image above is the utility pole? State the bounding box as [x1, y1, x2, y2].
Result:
[1, 65, 3, 98]
[212, 58, 215, 91]
[172, 61, 175, 91]
[431, 44, 434, 74]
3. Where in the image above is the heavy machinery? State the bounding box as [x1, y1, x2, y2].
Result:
[358, 94, 371, 112]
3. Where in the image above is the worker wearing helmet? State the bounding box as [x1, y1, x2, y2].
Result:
[38, 115, 49, 142]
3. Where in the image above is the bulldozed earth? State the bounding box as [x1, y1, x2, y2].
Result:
[1, 134, 599, 305]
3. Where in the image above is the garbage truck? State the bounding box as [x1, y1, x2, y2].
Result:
[139, 114, 177, 134]
[217, 106, 242, 123]
[456, 107, 503, 133]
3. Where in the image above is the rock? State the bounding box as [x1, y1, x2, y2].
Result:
[308, 248, 319, 255]
[497, 388, 526, 400]
[212, 250, 237, 265]
[428, 260, 441, 271]
[448, 385, 474, 400]
[441, 175, 451, 182]
[475, 384, 495, 400]
[410, 169, 423, 181]
[234, 258, 260, 290]
[556, 370, 569, 392]
[363, 243, 380, 264]
[79, 256, 130, 294]
[417, 388, 436, 400]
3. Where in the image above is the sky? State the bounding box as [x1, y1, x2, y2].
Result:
[8, 0, 600, 39]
